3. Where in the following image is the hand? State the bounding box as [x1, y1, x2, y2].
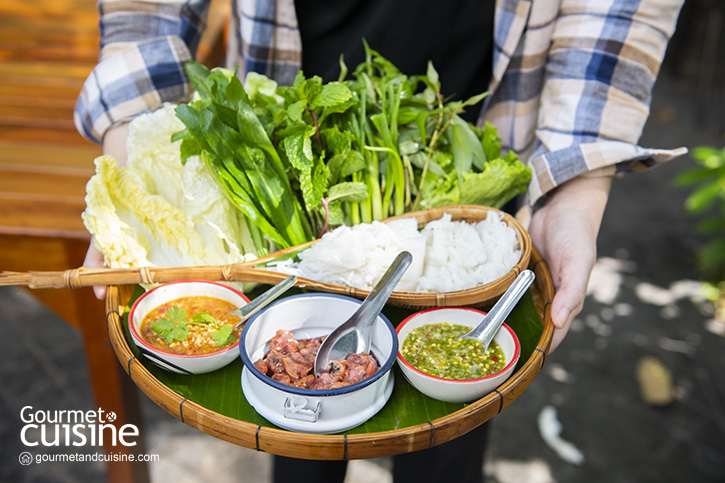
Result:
[84, 123, 130, 300]
[84, 238, 108, 300]
[525, 175, 612, 352]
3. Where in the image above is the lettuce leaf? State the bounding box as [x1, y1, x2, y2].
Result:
[418, 120, 531, 210]
[82, 156, 152, 268]
[458, 154, 532, 207]
[83, 155, 206, 267]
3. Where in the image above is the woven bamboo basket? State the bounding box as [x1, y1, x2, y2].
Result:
[249, 204, 531, 309]
[1, 205, 530, 310]
[377, 204, 531, 308]
[104, 246, 553, 461]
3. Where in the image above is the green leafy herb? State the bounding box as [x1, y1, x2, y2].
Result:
[212, 325, 235, 347]
[190, 312, 217, 326]
[174, 43, 531, 244]
[173, 64, 313, 249]
[150, 305, 235, 348]
[150, 306, 190, 344]
[675, 145, 725, 281]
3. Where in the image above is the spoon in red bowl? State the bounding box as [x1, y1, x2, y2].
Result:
[232, 275, 297, 329]
[459, 269, 535, 352]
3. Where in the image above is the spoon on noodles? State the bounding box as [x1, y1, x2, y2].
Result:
[314, 251, 413, 378]
[459, 269, 535, 352]
[232, 275, 297, 329]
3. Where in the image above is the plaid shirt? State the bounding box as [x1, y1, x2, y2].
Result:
[75, 0, 686, 206]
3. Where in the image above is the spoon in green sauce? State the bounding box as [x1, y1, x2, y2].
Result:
[460, 269, 535, 352]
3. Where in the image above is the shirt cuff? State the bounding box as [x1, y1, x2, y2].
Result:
[526, 141, 688, 207]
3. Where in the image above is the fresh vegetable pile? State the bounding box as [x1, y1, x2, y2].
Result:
[173, 44, 530, 252]
[83, 45, 531, 269]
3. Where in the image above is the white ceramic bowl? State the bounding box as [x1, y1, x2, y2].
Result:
[128, 280, 250, 374]
[396, 307, 520, 403]
[239, 293, 398, 434]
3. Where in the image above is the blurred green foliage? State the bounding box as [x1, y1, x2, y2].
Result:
[675, 145, 725, 285]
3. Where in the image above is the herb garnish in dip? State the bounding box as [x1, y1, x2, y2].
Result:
[140, 296, 242, 355]
[402, 323, 505, 379]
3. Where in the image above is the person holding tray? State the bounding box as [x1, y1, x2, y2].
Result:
[75, 0, 685, 482]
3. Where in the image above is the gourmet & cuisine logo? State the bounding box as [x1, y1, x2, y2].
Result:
[20, 405, 139, 448]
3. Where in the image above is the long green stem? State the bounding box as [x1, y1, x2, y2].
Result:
[362, 114, 382, 221]
[350, 171, 361, 226]
[411, 91, 466, 212]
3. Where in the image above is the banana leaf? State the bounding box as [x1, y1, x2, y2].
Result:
[122, 284, 543, 433]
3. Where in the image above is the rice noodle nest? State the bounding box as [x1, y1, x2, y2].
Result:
[274, 212, 522, 294]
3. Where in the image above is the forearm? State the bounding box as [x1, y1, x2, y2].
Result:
[540, 175, 612, 238]
[103, 122, 130, 166]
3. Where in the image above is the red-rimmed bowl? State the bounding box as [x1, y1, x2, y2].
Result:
[396, 307, 520, 403]
[128, 280, 250, 374]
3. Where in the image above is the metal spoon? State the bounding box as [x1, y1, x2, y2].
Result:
[232, 275, 297, 329]
[460, 269, 535, 352]
[313, 251, 413, 378]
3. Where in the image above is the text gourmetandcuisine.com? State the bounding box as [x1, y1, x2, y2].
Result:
[30, 452, 160, 465]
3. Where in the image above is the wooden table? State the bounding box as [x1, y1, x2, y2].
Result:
[0, 1, 151, 481]
[1, 0, 230, 480]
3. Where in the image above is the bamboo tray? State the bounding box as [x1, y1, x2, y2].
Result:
[105, 247, 553, 460]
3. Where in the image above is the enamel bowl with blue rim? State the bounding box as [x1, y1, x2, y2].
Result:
[239, 293, 397, 434]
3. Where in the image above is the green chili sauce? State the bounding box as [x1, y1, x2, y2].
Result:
[401, 323, 506, 379]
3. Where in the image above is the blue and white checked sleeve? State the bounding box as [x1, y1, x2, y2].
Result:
[526, 0, 686, 203]
[74, 0, 210, 144]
